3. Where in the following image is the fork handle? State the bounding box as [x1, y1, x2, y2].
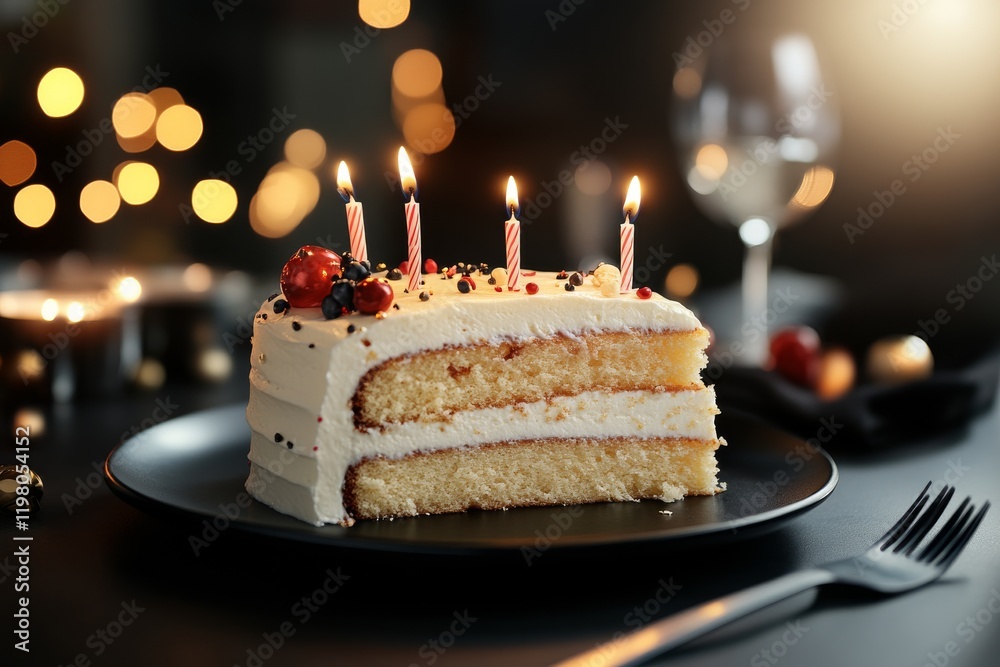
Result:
[552, 568, 835, 667]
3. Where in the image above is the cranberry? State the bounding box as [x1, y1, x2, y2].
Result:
[769, 326, 821, 388]
[353, 277, 394, 314]
[398, 260, 409, 274]
[636, 286, 653, 300]
[525, 282, 539, 295]
[423, 258, 438, 274]
[280, 246, 341, 308]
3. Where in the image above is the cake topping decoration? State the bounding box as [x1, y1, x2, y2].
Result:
[591, 263, 620, 289]
[292, 320, 302, 331]
[637, 286, 653, 300]
[457, 278, 472, 294]
[569, 272, 584, 287]
[286, 441, 294, 450]
[564, 283, 575, 292]
[280, 245, 343, 308]
[346, 324, 357, 333]
[375, 262, 387, 272]
[386, 268, 403, 281]
[419, 291, 430, 301]
[491, 267, 508, 284]
[556, 270, 569, 280]
[267, 293, 280, 302]
[353, 277, 394, 314]
[525, 282, 539, 295]
[424, 258, 438, 274]
[272, 298, 289, 314]
[274, 433, 284, 443]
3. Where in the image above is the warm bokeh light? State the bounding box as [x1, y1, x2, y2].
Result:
[79, 180, 121, 223]
[574, 160, 613, 196]
[37, 67, 84, 117]
[40, 298, 59, 322]
[250, 164, 320, 238]
[12, 408, 46, 438]
[0, 140, 37, 186]
[14, 184, 56, 228]
[673, 67, 702, 99]
[392, 49, 443, 99]
[116, 129, 157, 154]
[694, 143, 728, 180]
[156, 104, 203, 151]
[15, 350, 45, 383]
[790, 165, 836, 210]
[196, 348, 233, 383]
[115, 162, 159, 205]
[284, 128, 327, 169]
[112, 93, 157, 138]
[133, 358, 166, 390]
[182, 263, 213, 292]
[191, 179, 238, 223]
[359, 0, 410, 29]
[665, 264, 700, 299]
[114, 276, 143, 303]
[66, 301, 85, 323]
[147, 86, 184, 113]
[401, 103, 455, 154]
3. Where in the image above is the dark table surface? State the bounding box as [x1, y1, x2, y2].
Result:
[2, 370, 999, 667]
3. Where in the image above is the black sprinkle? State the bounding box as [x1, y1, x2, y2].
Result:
[564, 283, 575, 292]
[392, 303, 400, 310]
[274, 433, 284, 443]
[267, 293, 280, 302]
[488, 277, 496, 285]
[292, 321, 302, 331]
[261, 313, 268, 320]
[286, 441, 294, 450]
[308, 343, 315, 348]
[273, 298, 289, 314]
[419, 291, 430, 301]
[347, 324, 357, 333]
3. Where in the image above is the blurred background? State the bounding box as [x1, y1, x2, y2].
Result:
[1, 0, 999, 404]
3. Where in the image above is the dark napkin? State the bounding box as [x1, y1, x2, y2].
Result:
[711, 347, 1000, 449]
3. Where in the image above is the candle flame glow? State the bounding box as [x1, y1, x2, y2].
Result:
[115, 276, 143, 303]
[624, 175, 641, 221]
[40, 298, 59, 322]
[66, 301, 85, 323]
[336, 161, 354, 201]
[506, 176, 519, 218]
[397, 147, 416, 198]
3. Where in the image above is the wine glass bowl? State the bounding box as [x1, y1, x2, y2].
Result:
[672, 31, 839, 364]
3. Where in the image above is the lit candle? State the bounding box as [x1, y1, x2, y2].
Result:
[504, 176, 521, 292]
[336, 161, 368, 263]
[397, 147, 422, 293]
[620, 175, 641, 294]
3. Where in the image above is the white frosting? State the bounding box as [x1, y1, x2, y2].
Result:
[245, 269, 715, 525]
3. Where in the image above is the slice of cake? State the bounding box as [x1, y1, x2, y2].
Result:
[246, 250, 724, 526]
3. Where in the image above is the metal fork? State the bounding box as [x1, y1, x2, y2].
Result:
[553, 483, 990, 667]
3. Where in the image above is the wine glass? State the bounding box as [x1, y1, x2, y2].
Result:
[671, 30, 839, 365]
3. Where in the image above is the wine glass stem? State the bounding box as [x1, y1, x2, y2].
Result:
[741, 235, 773, 366]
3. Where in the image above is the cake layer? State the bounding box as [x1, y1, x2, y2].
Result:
[353, 329, 708, 429]
[345, 436, 724, 519]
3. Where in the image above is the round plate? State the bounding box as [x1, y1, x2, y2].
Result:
[104, 404, 837, 554]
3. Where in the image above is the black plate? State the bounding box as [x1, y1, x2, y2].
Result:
[104, 404, 837, 554]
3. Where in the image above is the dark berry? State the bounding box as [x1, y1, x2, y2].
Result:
[419, 291, 430, 301]
[564, 283, 575, 292]
[330, 280, 355, 309]
[321, 295, 343, 319]
[272, 298, 289, 314]
[569, 272, 584, 287]
[343, 260, 371, 282]
[457, 279, 471, 294]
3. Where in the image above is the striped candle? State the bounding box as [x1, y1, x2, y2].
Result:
[620, 176, 641, 294]
[397, 148, 422, 293]
[336, 161, 368, 262]
[504, 176, 520, 291]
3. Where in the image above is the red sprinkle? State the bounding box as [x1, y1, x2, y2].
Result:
[317, 416, 323, 422]
[398, 260, 409, 273]
[495, 286, 503, 292]
[312, 446, 318, 451]
[525, 282, 539, 295]
[423, 258, 438, 274]
[637, 286, 653, 300]
[522, 270, 536, 277]
[446, 266, 457, 277]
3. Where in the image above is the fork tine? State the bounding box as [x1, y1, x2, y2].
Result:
[879, 481, 932, 550]
[937, 501, 991, 569]
[918, 497, 971, 563]
[897, 486, 955, 555]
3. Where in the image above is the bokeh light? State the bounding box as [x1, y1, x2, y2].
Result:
[40, 298, 59, 322]
[114, 161, 159, 205]
[574, 160, 613, 196]
[402, 103, 455, 154]
[665, 264, 700, 299]
[790, 165, 836, 210]
[66, 301, 85, 323]
[284, 129, 327, 169]
[147, 87, 184, 113]
[191, 179, 238, 223]
[79, 180, 121, 223]
[392, 49, 443, 99]
[0, 140, 37, 187]
[37, 67, 85, 117]
[249, 164, 321, 238]
[112, 93, 157, 138]
[182, 263, 213, 292]
[694, 144, 728, 180]
[14, 184, 56, 228]
[114, 276, 143, 303]
[156, 104, 203, 151]
[673, 68, 702, 99]
[359, 0, 410, 29]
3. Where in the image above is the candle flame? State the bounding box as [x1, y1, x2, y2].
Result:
[397, 146, 416, 198]
[624, 175, 641, 221]
[336, 161, 354, 201]
[506, 176, 519, 218]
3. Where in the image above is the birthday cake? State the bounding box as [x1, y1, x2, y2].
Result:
[244, 246, 724, 526]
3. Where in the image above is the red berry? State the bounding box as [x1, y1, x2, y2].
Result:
[280, 246, 342, 308]
[636, 286, 653, 300]
[398, 260, 409, 274]
[525, 282, 539, 295]
[769, 326, 821, 387]
[494, 286, 503, 292]
[353, 277, 394, 314]
[423, 258, 438, 274]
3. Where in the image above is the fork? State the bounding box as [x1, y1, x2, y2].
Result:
[552, 483, 990, 667]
